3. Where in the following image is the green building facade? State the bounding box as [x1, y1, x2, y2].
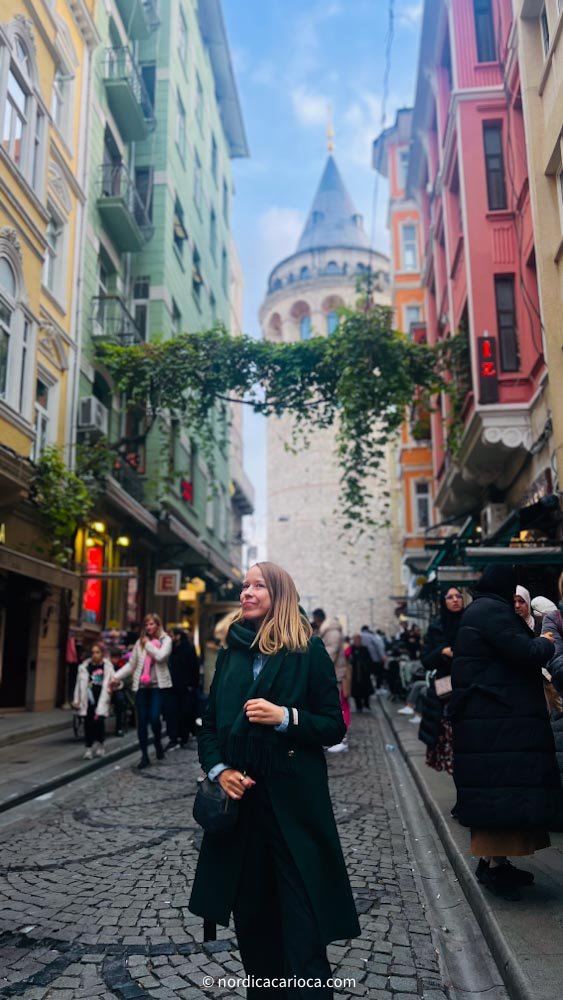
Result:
[77, 0, 250, 637]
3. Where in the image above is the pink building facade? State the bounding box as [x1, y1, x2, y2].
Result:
[409, 0, 553, 530]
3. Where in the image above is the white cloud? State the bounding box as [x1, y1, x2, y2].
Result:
[257, 207, 305, 271]
[397, 2, 423, 28]
[291, 86, 330, 127]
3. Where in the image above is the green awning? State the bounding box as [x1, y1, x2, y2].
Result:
[463, 546, 563, 567]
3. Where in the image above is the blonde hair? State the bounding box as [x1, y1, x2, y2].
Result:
[144, 613, 164, 639]
[234, 562, 312, 655]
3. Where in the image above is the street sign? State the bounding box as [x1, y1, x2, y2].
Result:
[477, 336, 499, 404]
[154, 569, 181, 596]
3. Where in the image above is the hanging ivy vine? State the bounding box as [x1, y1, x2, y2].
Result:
[31, 446, 94, 567]
[96, 301, 448, 532]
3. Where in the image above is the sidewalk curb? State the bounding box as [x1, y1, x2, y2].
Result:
[0, 719, 71, 749]
[380, 696, 534, 1000]
[0, 737, 142, 815]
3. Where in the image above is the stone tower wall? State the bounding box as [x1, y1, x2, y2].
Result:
[262, 249, 396, 634]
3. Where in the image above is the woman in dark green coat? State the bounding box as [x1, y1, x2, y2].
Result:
[189, 562, 360, 997]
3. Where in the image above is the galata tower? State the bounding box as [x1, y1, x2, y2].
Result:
[260, 152, 394, 633]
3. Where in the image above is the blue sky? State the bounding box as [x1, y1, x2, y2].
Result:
[222, 0, 423, 554]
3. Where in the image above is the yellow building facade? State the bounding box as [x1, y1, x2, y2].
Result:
[0, 1, 97, 709]
[516, 0, 563, 492]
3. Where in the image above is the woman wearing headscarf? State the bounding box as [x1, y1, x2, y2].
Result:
[418, 587, 465, 775]
[514, 585, 535, 632]
[451, 564, 559, 900]
[541, 573, 563, 782]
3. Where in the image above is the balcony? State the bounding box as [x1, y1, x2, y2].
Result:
[102, 47, 155, 142]
[114, 0, 160, 39]
[90, 295, 143, 346]
[96, 164, 153, 252]
[112, 457, 145, 503]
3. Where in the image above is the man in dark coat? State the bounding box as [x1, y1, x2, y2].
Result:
[165, 629, 200, 749]
[451, 564, 560, 897]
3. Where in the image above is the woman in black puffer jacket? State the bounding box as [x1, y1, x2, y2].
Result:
[451, 564, 560, 900]
[418, 588, 464, 774]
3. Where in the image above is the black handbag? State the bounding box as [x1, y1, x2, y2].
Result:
[193, 777, 240, 835]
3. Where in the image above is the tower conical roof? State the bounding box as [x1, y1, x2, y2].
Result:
[296, 155, 371, 253]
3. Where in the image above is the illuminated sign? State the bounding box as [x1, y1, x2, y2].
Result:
[0, 523, 5, 544]
[154, 569, 181, 596]
[83, 545, 104, 624]
[180, 478, 193, 503]
[477, 336, 499, 404]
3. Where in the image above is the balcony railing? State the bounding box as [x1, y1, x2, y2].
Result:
[96, 163, 153, 252]
[91, 295, 143, 346]
[112, 456, 145, 503]
[115, 0, 160, 39]
[102, 46, 155, 141]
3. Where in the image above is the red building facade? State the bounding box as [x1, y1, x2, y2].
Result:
[409, 0, 552, 530]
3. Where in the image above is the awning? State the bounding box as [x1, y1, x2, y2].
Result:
[0, 545, 79, 592]
[463, 546, 563, 567]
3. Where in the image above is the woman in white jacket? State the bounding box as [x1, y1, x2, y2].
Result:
[112, 612, 172, 769]
[73, 642, 115, 759]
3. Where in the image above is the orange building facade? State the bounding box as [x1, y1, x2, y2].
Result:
[373, 109, 434, 608]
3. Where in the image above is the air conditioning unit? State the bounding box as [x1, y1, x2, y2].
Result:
[480, 502, 507, 539]
[78, 396, 109, 436]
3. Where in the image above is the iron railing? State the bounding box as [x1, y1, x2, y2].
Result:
[96, 163, 153, 239]
[102, 46, 155, 128]
[91, 294, 143, 346]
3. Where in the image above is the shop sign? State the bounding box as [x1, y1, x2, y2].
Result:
[477, 336, 499, 404]
[154, 569, 181, 596]
[0, 523, 5, 544]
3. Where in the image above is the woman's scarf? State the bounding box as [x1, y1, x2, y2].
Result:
[140, 638, 161, 685]
[516, 585, 534, 631]
[214, 620, 296, 775]
[440, 593, 464, 647]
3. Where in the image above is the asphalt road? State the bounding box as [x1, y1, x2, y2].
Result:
[0, 709, 508, 999]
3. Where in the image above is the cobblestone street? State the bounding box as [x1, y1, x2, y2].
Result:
[0, 711, 505, 1000]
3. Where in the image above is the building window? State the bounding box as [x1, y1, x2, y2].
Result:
[404, 304, 422, 332]
[401, 223, 418, 271]
[209, 208, 217, 262]
[0, 297, 11, 399]
[300, 265, 310, 279]
[172, 299, 182, 335]
[192, 244, 203, 302]
[178, 6, 188, 67]
[211, 134, 218, 183]
[300, 314, 312, 340]
[33, 378, 50, 461]
[194, 153, 203, 215]
[140, 63, 156, 107]
[494, 275, 519, 371]
[473, 0, 496, 62]
[398, 148, 409, 189]
[195, 72, 203, 127]
[221, 247, 228, 297]
[541, 6, 550, 56]
[43, 212, 64, 298]
[325, 260, 339, 274]
[415, 482, 431, 530]
[19, 318, 30, 412]
[173, 197, 188, 258]
[327, 310, 338, 335]
[223, 178, 229, 223]
[133, 276, 150, 341]
[3, 66, 27, 169]
[32, 108, 44, 190]
[175, 91, 186, 160]
[483, 123, 507, 210]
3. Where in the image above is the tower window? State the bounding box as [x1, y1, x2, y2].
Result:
[300, 314, 312, 340]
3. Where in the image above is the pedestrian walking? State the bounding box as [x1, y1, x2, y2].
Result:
[108, 647, 127, 736]
[514, 585, 535, 631]
[418, 588, 464, 776]
[72, 642, 114, 759]
[350, 633, 373, 712]
[451, 564, 560, 900]
[360, 625, 387, 691]
[540, 575, 563, 781]
[312, 607, 350, 752]
[165, 628, 201, 749]
[189, 562, 360, 998]
[111, 613, 172, 769]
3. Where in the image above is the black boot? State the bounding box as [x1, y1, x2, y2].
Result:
[498, 860, 534, 886]
[155, 742, 165, 760]
[475, 859, 521, 901]
[137, 754, 150, 770]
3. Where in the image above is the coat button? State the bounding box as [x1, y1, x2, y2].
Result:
[288, 750, 295, 757]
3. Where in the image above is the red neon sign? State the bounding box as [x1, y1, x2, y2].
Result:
[477, 337, 499, 403]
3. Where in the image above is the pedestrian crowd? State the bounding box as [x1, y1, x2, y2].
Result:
[72, 618, 202, 766]
[393, 565, 563, 902]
